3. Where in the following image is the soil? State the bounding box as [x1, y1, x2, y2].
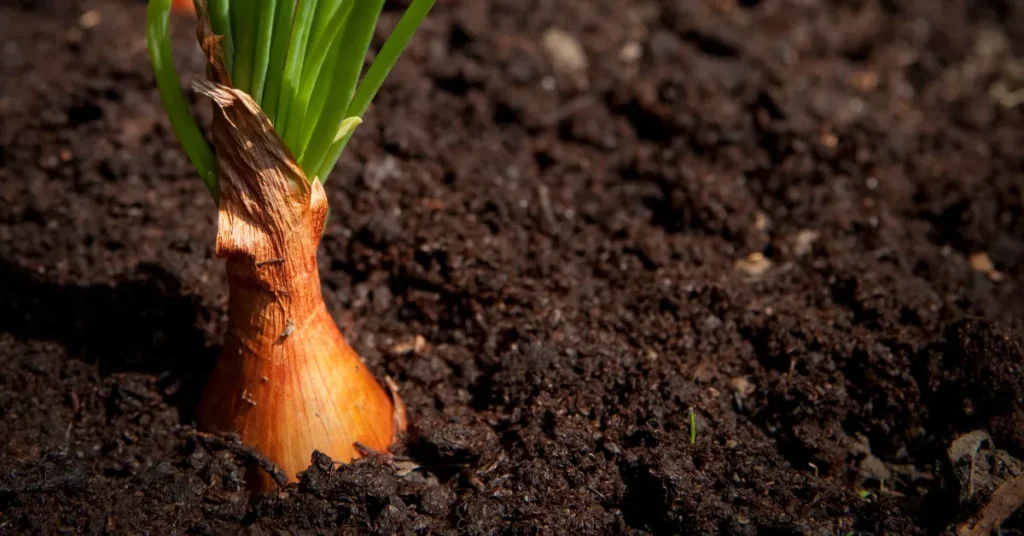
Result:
[2, 0, 1024, 534]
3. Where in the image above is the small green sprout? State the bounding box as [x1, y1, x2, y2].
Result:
[689, 409, 697, 444]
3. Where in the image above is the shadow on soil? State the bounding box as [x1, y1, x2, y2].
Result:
[0, 257, 218, 420]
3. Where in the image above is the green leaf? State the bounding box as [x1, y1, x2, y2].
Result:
[299, 22, 344, 157]
[282, 0, 353, 157]
[208, 0, 234, 73]
[148, 0, 432, 193]
[333, 116, 362, 144]
[147, 0, 217, 198]
[307, 0, 345, 55]
[298, 0, 383, 176]
[275, 0, 318, 128]
[250, 0, 279, 103]
[230, 2, 259, 94]
[349, 0, 434, 119]
[314, 0, 435, 182]
[259, 0, 295, 120]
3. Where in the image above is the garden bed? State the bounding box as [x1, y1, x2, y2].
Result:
[2, 0, 1023, 533]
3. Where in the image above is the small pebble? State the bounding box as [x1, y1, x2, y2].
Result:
[969, 251, 1003, 282]
[619, 41, 642, 63]
[793, 230, 820, 257]
[79, 10, 102, 29]
[850, 70, 879, 92]
[542, 28, 588, 88]
[735, 252, 772, 277]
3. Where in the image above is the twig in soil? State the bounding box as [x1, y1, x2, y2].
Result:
[958, 475, 1024, 536]
[947, 430, 1024, 535]
[193, 431, 288, 488]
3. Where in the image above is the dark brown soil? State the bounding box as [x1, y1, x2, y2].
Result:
[2, 0, 1024, 534]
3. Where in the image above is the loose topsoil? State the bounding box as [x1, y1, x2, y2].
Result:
[2, 0, 1024, 534]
